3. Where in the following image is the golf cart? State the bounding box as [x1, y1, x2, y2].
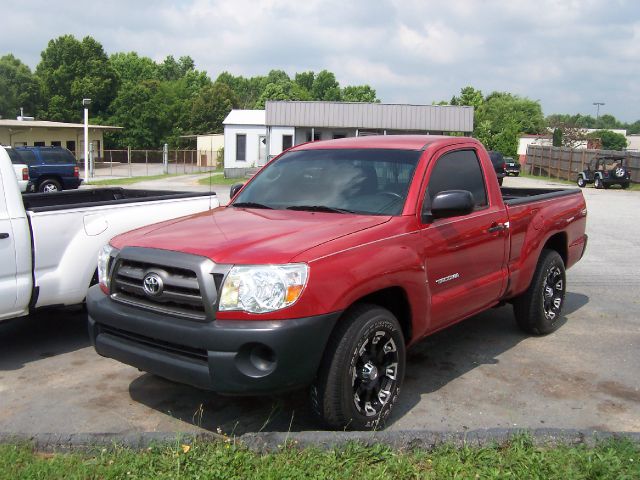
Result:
[577, 154, 631, 189]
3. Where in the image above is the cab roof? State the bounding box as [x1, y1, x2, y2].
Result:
[291, 135, 479, 152]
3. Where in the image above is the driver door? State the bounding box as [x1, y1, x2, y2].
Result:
[419, 147, 509, 330]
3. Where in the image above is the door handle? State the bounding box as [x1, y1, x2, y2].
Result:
[488, 222, 509, 233]
[0, 233, 9, 239]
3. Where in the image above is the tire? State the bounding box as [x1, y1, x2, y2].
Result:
[513, 249, 566, 335]
[39, 178, 62, 193]
[310, 304, 406, 430]
[498, 177, 504, 186]
[622, 183, 630, 190]
[594, 177, 603, 189]
[514, 172, 520, 177]
[577, 176, 586, 188]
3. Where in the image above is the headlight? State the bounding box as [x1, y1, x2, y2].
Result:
[97, 244, 118, 291]
[219, 264, 309, 313]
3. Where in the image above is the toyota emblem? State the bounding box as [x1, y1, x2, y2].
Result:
[142, 272, 163, 296]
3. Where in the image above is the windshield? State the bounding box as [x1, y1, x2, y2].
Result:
[232, 148, 421, 215]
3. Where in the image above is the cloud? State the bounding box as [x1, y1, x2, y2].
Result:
[1, 0, 639, 121]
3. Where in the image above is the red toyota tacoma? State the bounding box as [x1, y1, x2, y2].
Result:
[88, 135, 587, 430]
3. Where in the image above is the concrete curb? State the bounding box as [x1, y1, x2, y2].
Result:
[1, 429, 639, 453]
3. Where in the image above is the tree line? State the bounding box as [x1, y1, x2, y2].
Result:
[439, 87, 638, 156]
[1, 35, 638, 155]
[0, 35, 378, 149]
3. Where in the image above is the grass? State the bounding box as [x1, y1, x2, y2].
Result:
[0, 435, 638, 479]
[198, 173, 247, 186]
[88, 174, 180, 186]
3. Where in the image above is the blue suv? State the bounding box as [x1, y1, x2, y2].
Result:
[15, 146, 82, 192]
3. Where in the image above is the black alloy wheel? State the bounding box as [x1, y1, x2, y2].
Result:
[311, 304, 406, 430]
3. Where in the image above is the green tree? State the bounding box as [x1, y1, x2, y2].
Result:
[311, 70, 341, 101]
[215, 72, 265, 109]
[35, 35, 118, 121]
[294, 71, 315, 92]
[474, 92, 545, 157]
[552, 128, 563, 147]
[450, 86, 484, 109]
[109, 52, 158, 84]
[341, 85, 378, 102]
[158, 55, 195, 81]
[0, 54, 41, 118]
[189, 82, 237, 134]
[589, 130, 628, 150]
[595, 114, 620, 130]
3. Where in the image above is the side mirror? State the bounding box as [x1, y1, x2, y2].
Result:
[230, 183, 244, 199]
[429, 190, 475, 220]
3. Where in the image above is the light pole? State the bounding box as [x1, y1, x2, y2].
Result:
[82, 98, 92, 184]
[593, 102, 605, 122]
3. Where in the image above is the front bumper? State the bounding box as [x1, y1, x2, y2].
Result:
[87, 285, 340, 394]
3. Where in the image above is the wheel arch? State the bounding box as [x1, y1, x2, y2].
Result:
[38, 175, 64, 189]
[542, 232, 568, 266]
[342, 286, 413, 343]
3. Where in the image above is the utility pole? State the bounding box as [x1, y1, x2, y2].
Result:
[593, 102, 605, 122]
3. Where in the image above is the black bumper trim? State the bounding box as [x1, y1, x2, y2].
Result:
[87, 285, 341, 394]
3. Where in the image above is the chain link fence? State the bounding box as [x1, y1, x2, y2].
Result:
[89, 149, 222, 178]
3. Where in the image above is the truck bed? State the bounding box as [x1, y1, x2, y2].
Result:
[500, 187, 581, 206]
[22, 188, 214, 213]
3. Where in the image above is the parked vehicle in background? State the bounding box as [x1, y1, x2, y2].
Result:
[0, 146, 219, 323]
[14, 146, 81, 192]
[577, 154, 631, 189]
[88, 135, 587, 430]
[488, 150, 507, 185]
[504, 157, 521, 176]
[3, 146, 31, 192]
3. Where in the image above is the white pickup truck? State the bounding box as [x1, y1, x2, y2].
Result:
[0, 146, 219, 321]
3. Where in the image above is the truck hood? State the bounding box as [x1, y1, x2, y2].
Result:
[110, 206, 391, 264]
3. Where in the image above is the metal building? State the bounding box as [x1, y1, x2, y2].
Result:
[222, 101, 474, 177]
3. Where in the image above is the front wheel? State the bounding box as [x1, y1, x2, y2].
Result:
[594, 177, 604, 189]
[311, 304, 406, 430]
[514, 172, 520, 177]
[577, 176, 586, 188]
[513, 249, 566, 335]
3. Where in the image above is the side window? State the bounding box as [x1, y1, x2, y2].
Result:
[425, 149, 488, 211]
[282, 135, 293, 150]
[16, 150, 37, 165]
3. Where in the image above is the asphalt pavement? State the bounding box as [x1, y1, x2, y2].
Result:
[1, 175, 638, 435]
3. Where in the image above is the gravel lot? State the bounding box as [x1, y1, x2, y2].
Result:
[1, 175, 638, 435]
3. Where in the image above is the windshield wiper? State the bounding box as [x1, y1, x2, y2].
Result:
[232, 202, 273, 209]
[286, 205, 355, 214]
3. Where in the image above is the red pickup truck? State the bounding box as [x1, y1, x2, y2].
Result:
[88, 135, 587, 430]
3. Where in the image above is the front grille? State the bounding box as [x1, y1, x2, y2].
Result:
[101, 325, 208, 362]
[111, 259, 207, 320]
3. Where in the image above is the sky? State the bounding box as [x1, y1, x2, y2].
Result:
[2, 0, 640, 122]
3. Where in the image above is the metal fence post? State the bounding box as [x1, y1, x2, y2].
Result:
[163, 144, 168, 174]
[109, 150, 113, 177]
[128, 146, 132, 177]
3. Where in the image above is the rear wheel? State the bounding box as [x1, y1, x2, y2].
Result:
[622, 183, 630, 190]
[577, 176, 586, 188]
[39, 178, 62, 193]
[513, 249, 566, 335]
[310, 304, 406, 430]
[514, 172, 520, 177]
[498, 177, 504, 186]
